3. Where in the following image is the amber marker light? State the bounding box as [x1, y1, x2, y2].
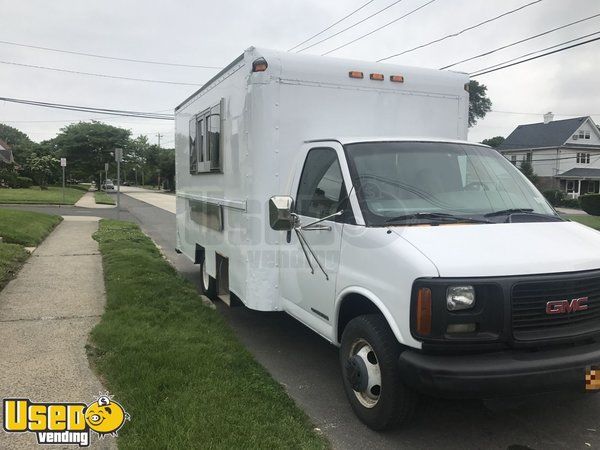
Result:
[416, 288, 432, 335]
[370, 73, 384, 81]
[390, 75, 404, 83]
[349, 71, 364, 79]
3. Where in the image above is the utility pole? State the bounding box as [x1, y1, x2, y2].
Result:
[115, 148, 123, 220]
[156, 132, 163, 148]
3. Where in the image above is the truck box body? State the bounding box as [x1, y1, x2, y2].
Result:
[175, 47, 469, 311]
[175, 47, 600, 430]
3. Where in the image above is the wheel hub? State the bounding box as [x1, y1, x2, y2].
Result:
[346, 339, 382, 408]
[345, 355, 368, 392]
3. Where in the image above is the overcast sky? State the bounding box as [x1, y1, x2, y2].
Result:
[0, 0, 598, 146]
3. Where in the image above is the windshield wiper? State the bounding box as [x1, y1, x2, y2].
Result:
[484, 208, 563, 222]
[385, 212, 491, 225]
[484, 208, 534, 217]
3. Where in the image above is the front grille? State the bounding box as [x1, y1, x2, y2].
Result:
[512, 272, 600, 341]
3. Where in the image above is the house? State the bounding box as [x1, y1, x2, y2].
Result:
[498, 114, 600, 197]
[0, 139, 15, 165]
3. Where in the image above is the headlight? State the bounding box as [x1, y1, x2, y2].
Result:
[446, 286, 475, 311]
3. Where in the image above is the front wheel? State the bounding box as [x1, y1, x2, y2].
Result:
[340, 314, 417, 430]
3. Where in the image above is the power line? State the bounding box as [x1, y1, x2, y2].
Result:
[0, 39, 222, 69]
[321, 0, 438, 56]
[0, 59, 204, 86]
[287, 0, 376, 51]
[296, 0, 405, 53]
[470, 34, 600, 77]
[440, 12, 600, 69]
[469, 31, 600, 75]
[0, 96, 174, 120]
[469, 31, 600, 74]
[377, 0, 543, 62]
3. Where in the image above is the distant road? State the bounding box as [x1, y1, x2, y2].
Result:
[119, 186, 175, 213]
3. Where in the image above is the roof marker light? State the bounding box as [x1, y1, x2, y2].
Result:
[370, 73, 384, 81]
[252, 57, 268, 72]
[348, 71, 364, 79]
[390, 75, 404, 83]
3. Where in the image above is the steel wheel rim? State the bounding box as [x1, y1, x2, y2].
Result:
[348, 338, 382, 408]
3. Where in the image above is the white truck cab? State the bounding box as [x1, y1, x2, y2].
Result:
[175, 47, 600, 430]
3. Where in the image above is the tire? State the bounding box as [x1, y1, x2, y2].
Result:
[199, 258, 216, 299]
[340, 314, 417, 430]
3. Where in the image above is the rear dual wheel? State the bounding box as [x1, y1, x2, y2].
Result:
[199, 258, 216, 299]
[340, 314, 417, 430]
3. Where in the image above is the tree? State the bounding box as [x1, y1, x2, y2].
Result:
[519, 160, 538, 185]
[481, 136, 505, 148]
[27, 154, 58, 189]
[158, 148, 175, 191]
[46, 121, 131, 185]
[468, 80, 492, 127]
[0, 123, 38, 166]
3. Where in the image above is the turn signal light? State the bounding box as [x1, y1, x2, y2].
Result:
[370, 73, 384, 81]
[416, 288, 432, 335]
[252, 57, 268, 72]
[390, 75, 404, 83]
[348, 71, 364, 79]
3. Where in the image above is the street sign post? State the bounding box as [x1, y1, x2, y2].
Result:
[115, 148, 123, 220]
[60, 158, 66, 206]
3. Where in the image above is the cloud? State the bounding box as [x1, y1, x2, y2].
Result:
[0, 0, 597, 146]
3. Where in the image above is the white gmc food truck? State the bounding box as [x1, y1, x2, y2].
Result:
[175, 47, 600, 429]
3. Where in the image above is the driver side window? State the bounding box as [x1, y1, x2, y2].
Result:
[296, 148, 349, 220]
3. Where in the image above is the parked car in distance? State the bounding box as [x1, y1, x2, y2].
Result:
[102, 180, 115, 191]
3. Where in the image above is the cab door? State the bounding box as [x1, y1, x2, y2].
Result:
[280, 143, 354, 339]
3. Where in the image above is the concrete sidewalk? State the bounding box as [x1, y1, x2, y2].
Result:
[0, 217, 115, 449]
[75, 191, 116, 209]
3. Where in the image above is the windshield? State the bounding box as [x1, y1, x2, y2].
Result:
[344, 141, 556, 226]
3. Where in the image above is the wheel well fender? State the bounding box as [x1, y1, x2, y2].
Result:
[194, 244, 205, 265]
[334, 287, 404, 346]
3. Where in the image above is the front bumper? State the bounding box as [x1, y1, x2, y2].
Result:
[398, 340, 600, 398]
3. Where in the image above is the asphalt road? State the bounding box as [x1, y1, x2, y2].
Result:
[5, 197, 600, 449]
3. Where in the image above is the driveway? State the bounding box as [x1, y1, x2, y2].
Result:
[5, 194, 600, 449]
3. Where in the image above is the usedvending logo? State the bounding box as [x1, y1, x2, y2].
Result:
[3, 393, 130, 446]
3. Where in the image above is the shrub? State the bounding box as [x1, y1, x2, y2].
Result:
[14, 176, 33, 188]
[580, 194, 600, 216]
[543, 190, 566, 206]
[561, 198, 581, 209]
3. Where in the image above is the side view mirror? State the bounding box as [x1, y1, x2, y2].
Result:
[269, 196, 295, 230]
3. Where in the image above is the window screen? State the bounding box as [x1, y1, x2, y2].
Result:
[189, 99, 223, 174]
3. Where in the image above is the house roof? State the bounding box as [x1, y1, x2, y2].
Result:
[0, 139, 14, 164]
[498, 116, 589, 150]
[557, 168, 600, 179]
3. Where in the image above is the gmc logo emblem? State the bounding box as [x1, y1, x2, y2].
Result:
[546, 297, 589, 314]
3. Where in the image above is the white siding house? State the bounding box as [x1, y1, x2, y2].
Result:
[498, 115, 600, 197]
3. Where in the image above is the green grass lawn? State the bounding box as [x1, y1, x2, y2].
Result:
[94, 191, 115, 205]
[90, 220, 327, 449]
[564, 215, 600, 230]
[0, 243, 29, 291]
[0, 186, 86, 205]
[0, 209, 62, 291]
[0, 209, 62, 246]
